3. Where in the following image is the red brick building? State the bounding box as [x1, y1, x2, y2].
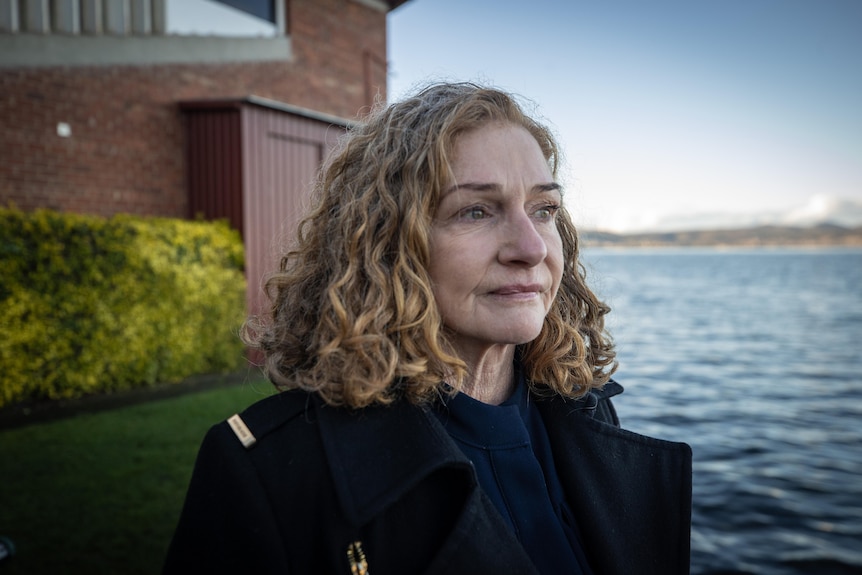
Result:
[1, 0, 408, 312]
[0, 0, 406, 219]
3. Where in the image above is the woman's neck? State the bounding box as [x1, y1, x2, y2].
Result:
[459, 345, 517, 405]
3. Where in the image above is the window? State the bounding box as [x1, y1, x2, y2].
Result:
[167, 0, 283, 37]
[0, 0, 290, 67]
[215, 0, 276, 24]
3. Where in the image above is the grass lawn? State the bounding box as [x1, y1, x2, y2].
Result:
[0, 377, 274, 574]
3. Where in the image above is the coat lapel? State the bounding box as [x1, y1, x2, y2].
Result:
[314, 396, 473, 526]
[539, 397, 692, 575]
[314, 395, 540, 574]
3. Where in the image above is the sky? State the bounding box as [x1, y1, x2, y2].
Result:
[386, 0, 862, 232]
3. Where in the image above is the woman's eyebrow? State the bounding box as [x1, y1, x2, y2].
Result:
[442, 181, 500, 196]
[534, 182, 562, 195]
[443, 181, 561, 196]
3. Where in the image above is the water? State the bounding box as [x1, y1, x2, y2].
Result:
[580, 247, 862, 575]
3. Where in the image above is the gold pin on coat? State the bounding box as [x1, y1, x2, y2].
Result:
[227, 414, 256, 448]
[346, 541, 369, 575]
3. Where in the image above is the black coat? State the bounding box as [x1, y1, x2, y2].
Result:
[163, 382, 691, 574]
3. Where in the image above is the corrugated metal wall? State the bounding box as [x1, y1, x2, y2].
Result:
[183, 98, 346, 319]
[241, 104, 345, 316]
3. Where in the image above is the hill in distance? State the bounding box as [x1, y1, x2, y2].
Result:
[580, 223, 862, 248]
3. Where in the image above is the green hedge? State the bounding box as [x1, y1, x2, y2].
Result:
[0, 207, 247, 408]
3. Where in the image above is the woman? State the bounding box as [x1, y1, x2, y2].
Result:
[163, 83, 692, 575]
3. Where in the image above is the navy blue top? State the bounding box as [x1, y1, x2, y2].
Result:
[433, 367, 595, 575]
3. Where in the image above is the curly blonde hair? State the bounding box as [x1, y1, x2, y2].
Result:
[244, 82, 616, 408]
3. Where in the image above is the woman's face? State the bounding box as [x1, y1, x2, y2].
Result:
[428, 122, 564, 360]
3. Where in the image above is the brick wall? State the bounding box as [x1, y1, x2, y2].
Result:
[0, 0, 390, 218]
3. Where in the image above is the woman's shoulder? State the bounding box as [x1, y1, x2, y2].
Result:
[533, 378, 624, 427]
[212, 389, 443, 453]
[214, 388, 319, 452]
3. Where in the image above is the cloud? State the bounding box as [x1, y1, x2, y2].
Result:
[593, 195, 862, 233]
[779, 195, 862, 228]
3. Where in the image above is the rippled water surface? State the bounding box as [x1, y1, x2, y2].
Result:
[581, 247, 862, 575]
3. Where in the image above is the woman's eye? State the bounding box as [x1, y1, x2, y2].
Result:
[534, 204, 560, 220]
[462, 207, 488, 220]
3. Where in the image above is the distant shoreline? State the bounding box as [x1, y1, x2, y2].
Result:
[579, 224, 862, 248]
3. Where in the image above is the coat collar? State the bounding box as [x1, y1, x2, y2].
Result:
[312, 394, 475, 526]
[311, 380, 624, 526]
[573, 379, 623, 414]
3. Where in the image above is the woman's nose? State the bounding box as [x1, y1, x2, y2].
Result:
[498, 211, 548, 266]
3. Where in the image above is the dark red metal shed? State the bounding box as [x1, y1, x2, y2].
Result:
[180, 96, 349, 316]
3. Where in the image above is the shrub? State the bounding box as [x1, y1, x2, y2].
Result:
[0, 207, 247, 407]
